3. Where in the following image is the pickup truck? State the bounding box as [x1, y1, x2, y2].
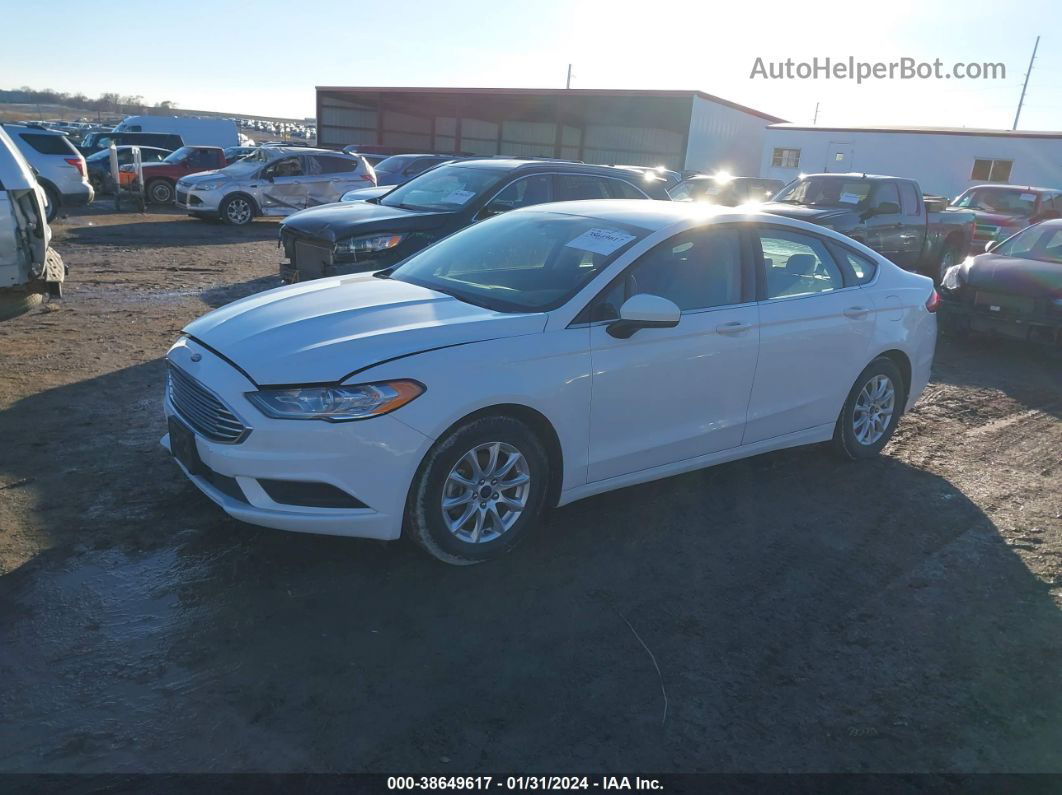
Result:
[120, 146, 227, 204]
[761, 173, 975, 281]
[949, 183, 1062, 252]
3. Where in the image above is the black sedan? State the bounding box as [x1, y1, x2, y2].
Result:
[940, 218, 1062, 345]
[278, 159, 671, 283]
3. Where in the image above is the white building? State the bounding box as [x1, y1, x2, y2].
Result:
[761, 124, 1062, 198]
[315, 87, 783, 174]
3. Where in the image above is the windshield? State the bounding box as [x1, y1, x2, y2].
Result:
[390, 210, 648, 312]
[669, 179, 727, 202]
[221, 148, 272, 176]
[163, 146, 193, 164]
[952, 187, 1038, 216]
[993, 224, 1062, 263]
[774, 177, 873, 208]
[380, 164, 501, 212]
[86, 149, 110, 162]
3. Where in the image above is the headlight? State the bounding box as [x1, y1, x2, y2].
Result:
[941, 264, 965, 292]
[192, 181, 225, 192]
[337, 233, 404, 255]
[245, 380, 423, 421]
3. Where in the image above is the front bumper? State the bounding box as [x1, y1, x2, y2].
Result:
[176, 186, 225, 213]
[941, 292, 1062, 344]
[162, 337, 432, 540]
[279, 232, 402, 283]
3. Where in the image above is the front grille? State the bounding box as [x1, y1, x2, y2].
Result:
[167, 363, 249, 443]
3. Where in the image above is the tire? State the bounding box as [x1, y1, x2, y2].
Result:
[220, 194, 255, 226]
[937, 241, 960, 284]
[42, 184, 60, 222]
[0, 283, 46, 322]
[406, 414, 550, 565]
[147, 179, 175, 205]
[832, 357, 906, 460]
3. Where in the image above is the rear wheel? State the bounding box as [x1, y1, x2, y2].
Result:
[147, 179, 175, 204]
[42, 184, 60, 222]
[406, 415, 550, 565]
[220, 194, 254, 225]
[833, 357, 905, 460]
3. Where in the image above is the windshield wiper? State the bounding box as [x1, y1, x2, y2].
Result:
[373, 266, 397, 279]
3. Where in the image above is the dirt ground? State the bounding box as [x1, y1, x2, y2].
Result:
[1, 204, 1060, 774]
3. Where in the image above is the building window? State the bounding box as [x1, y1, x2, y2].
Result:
[772, 148, 800, 169]
[971, 158, 1013, 182]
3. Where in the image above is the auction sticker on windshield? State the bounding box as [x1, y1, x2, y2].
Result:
[840, 192, 862, 204]
[1020, 193, 1037, 202]
[565, 228, 636, 256]
[442, 189, 477, 204]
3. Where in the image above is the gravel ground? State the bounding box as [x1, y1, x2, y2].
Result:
[0, 204, 1060, 773]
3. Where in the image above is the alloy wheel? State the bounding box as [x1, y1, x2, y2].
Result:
[226, 198, 251, 224]
[441, 442, 531, 544]
[853, 374, 896, 446]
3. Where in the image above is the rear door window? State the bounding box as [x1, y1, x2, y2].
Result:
[606, 179, 649, 200]
[898, 182, 921, 216]
[554, 174, 612, 201]
[756, 228, 845, 299]
[19, 133, 77, 156]
[312, 155, 359, 174]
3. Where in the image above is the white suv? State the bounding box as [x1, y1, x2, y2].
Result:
[176, 147, 375, 225]
[2, 124, 93, 221]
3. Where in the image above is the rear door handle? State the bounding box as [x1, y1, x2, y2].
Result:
[844, 306, 870, 319]
[717, 321, 753, 334]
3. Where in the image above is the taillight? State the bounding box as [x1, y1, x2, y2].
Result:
[65, 157, 85, 178]
[925, 289, 941, 313]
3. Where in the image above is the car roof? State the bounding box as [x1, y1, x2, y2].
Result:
[963, 183, 1059, 193]
[510, 198, 809, 232]
[449, 158, 620, 173]
[2, 123, 66, 136]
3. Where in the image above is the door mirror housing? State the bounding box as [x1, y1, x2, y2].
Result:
[869, 201, 901, 217]
[984, 239, 999, 253]
[607, 294, 681, 339]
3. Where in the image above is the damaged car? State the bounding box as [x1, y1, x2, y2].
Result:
[0, 126, 65, 321]
[175, 147, 376, 225]
[940, 218, 1062, 345]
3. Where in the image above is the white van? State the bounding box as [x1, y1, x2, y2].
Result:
[112, 116, 239, 148]
[0, 127, 65, 321]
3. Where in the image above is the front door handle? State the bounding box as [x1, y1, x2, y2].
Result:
[717, 321, 753, 334]
[844, 306, 870, 319]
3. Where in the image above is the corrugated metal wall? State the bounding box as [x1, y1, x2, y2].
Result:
[316, 90, 696, 169]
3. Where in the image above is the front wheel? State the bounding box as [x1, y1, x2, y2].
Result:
[220, 194, 254, 225]
[406, 415, 550, 564]
[832, 357, 906, 460]
[147, 179, 175, 204]
[0, 282, 46, 322]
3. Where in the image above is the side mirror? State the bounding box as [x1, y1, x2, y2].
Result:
[479, 201, 511, 218]
[984, 240, 999, 253]
[607, 294, 681, 339]
[871, 201, 901, 216]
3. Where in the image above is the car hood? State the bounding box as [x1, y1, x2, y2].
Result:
[957, 253, 1062, 298]
[183, 274, 547, 385]
[759, 203, 858, 226]
[961, 209, 1029, 226]
[179, 169, 226, 185]
[280, 201, 453, 242]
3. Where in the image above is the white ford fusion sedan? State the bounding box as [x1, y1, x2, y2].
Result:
[163, 200, 938, 564]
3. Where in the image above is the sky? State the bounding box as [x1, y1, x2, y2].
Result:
[3, 0, 1060, 130]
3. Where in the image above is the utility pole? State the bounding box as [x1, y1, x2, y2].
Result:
[1012, 35, 1039, 130]
[566, 64, 573, 89]
[813, 102, 820, 125]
